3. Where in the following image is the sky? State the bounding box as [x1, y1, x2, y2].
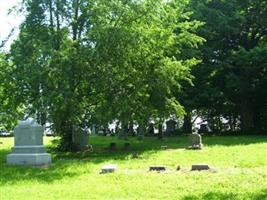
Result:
[0, 0, 23, 49]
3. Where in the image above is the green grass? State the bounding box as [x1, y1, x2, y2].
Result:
[1, 135, 267, 200]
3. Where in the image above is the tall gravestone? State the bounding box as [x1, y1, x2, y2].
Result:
[188, 133, 203, 150]
[72, 126, 89, 151]
[6, 119, 51, 166]
[166, 119, 177, 135]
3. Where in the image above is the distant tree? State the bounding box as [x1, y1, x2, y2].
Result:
[182, 0, 267, 133]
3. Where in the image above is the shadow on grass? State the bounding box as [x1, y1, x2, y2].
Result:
[0, 136, 182, 186]
[45, 135, 267, 166]
[202, 135, 267, 147]
[1, 135, 267, 186]
[47, 135, 267, 171]
[47, 136, 186, 161]
[0, 149, 80, 185]
[182, 189, 267, 200]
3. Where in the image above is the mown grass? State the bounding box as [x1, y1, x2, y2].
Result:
[1, 135, 267, 200]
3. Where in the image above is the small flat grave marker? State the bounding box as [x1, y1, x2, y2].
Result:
[132, 152, 141, 159]
[161, 145, 168, 150]
[149, 166, 166, 172]
[101, 164, 117, 174]
[191, 164, 210, 171]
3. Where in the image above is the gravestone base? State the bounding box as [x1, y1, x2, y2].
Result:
[188, 133, 203, 150]
[7, 153, 51, 166]
[188, 143, 203, 150]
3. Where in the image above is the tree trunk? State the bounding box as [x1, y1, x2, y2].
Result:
[55, 0, 61, 50]
[119, 121, 128, 140]
[137, 121, 145, 140]
[72, 0, 80, 41]
[158, 123, 163, 140]
[240, 99, 254, 132]
[58, 120, 74, 151]
[183, 112, 192, 133]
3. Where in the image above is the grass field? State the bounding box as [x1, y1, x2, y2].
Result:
[1, 135, 267, 200]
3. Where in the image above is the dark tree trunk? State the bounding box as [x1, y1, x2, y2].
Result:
[229, 115, 235, 131]
[158, 123, 163, 140]
[55, 0, 61, 50]
[119, 122, 128, 140]
[72, 0, 80, 41]
[137, 121, 145, 140]
[58, 121, 74, 151]
[128, 121, 134, 136]
[183, 112, 192, 133]
[240, 99, 255, 133]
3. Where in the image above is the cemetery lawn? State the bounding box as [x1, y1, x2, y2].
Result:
[1, 136, 267, 200]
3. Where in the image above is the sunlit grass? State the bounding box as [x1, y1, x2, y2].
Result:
[1, 135, 267, 200]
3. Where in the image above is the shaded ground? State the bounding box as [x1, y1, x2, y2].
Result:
[1, 135, 267, 200]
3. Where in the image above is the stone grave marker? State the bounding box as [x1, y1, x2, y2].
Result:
[191, 164, 210, 171]
[166, 119, 177, 135]
[161, 145, 168, 150]
[149, 166, 166, 172]
[6, 119, 51, 166]
[101, 164, 117, 174]
[72, 126, 89, 151]
[188, 133, 203, 150]
[132, 152, 141, 159]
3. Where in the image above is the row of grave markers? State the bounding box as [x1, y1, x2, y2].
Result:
[6, 120, 204, 166]
[101, 164, 211, 174]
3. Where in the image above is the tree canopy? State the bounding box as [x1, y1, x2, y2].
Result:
[0, 0, 266, 150]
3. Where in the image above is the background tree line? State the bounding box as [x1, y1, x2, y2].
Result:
[0, 0, 266, 150]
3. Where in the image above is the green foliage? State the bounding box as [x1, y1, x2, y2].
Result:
[181, 0, 267, 132]
[6, 0, 202, 150]
[0, 52, 24, 130]
[2, 0, 266, 144]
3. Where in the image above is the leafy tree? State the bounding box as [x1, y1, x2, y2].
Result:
[0, 52, 24, 130]
[184, 0, 267, 133]
[7, 0, 202, 150]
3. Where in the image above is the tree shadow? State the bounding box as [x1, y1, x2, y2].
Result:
[47, 136, 187, 162]
[1, 135, 267, 186]
[0, 149, 80, 185]
[202, 135, 267, 147]
[46, 135, 267, 166]
[181, 189, 267, 200]
[0, 137, 184, 186]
